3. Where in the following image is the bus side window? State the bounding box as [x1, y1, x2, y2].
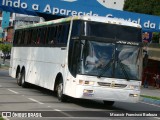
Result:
[44, 28, 47, 44]
[24, 30, 28, 45]
[17, 31, 22, 45]
[56, 25, 63, 44]
[53, 26, 58, 44]
[39, 28, 47, 45]
[36, 28, 41, 45]
[60, 24, 70, 44]
[55, 24, 69, 45]
[13, 31, 19, 45]
[46, 27, 50, 45]
[31, 29, 38, 45]
[48, 26, 56, 45]
[20, 30, 25, 45]
[27, 29, 32, 45]
[71, 20, 82, 36]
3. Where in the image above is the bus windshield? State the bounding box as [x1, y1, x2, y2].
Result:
[78, 40, 141, 80]
[69, 20, 142, 80]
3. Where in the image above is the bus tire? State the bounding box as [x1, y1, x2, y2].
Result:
[57, 80, 67, 102]
[17, 72, 22, 86]
[103, 101, 115, 106]
[21, 70, 27, 88]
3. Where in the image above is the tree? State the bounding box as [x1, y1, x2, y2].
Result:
[123, 0, 160, 15]
[124, 0, 160, 43]
[0, 44, 12, 64]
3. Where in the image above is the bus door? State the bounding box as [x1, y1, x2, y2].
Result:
[65, 40, 81, 95]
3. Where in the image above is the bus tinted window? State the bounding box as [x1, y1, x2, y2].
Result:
[27, 29, 32, 45]
[40, 28, 47, 44]
[87, 22, 141, 42]
[13, 22, 70, 46]
[31, 29, 38, 45]
[47, 24, 70, 45]
[48, 26, 57, 45]
[57, 24, 70, 44]
[17, 31, 22, 45]
[24, 30, 29, 45]
[13, 31, 19, 45]
[71, 20, 83, 37]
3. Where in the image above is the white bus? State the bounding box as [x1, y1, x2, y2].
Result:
[9, 16, 143, 106]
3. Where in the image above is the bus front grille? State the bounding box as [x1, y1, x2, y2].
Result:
[97, 82, 127, 88]
[97, 82, 110, 87]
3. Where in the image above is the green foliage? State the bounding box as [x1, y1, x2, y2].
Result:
[0, 44, 12, 53]
[124, 0, 160, 42]
[124, 0, 160, 15]
[141, 95, 160, 100]
[152, 32, 160, 43]
[0, 115, 4, 120]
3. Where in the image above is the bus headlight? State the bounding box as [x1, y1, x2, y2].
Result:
[79, 80, 95, 85]
[129, 94, 139, 97]
[128, 85, 140, 90]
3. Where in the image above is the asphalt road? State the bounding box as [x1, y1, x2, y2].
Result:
[0, 69, 159, 120]
[0, 58, 10, 66]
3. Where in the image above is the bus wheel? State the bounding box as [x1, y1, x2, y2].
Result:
[17, 72, 22, 86]
[103, 101, 115, 106]
[57, 81, 67, 102]
[21, 71, 27, 88]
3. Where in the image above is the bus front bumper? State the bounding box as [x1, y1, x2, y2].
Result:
[75, 85, 140, 103]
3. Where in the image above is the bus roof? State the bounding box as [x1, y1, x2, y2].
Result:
[16, 16, 141, 30]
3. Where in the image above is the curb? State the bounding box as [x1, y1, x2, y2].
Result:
[0, 67, 9, 70]
[140, 96, 160, 105]
[0, 64, 9, 70]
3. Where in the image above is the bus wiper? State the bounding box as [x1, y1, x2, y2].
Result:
[118, 61, 130, 81]
[97, 59, 113, 78]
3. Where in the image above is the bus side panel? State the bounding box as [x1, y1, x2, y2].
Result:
[10, 47, 67, 90]
[64, 71, 78, 97]
[9, 47, 16, 78]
